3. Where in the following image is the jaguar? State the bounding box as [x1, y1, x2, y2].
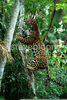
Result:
[16, 18, 62, 86]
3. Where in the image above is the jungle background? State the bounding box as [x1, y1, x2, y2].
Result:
[0, 0, 67, 99]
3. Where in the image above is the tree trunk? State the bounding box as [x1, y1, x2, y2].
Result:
[17, 0, 36, 98]
[18, 44, 36, 98]
[0, 0, 20, 92]
[4, 0, 19, 51]
[1, 0, 4, 24]
[1, 0, 5, 40]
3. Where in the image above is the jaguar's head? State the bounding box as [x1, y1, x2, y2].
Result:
[24, 18, 37, 28]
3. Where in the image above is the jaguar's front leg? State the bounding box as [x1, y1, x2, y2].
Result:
[27, 65, 37, 71]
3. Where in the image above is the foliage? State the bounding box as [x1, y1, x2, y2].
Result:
[0, 97, 5, 100]
[0, 0, 67, 99]
[56, 3, 67, 24]
[2, 42, 30, 99]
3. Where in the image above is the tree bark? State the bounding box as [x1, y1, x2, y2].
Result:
[17, 0, 36, 98]
[1, 0, 4, 24]
[0, 0, 20, 92]
[18, 44, 36, 98]
[4, 0, 20, 51]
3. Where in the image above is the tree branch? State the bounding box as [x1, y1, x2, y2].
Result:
[43, 9, 56, 42]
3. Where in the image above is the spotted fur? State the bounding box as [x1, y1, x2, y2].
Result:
[16, 19, 62, 85]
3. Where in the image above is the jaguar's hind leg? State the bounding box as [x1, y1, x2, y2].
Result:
[27, 58, 39, 71]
